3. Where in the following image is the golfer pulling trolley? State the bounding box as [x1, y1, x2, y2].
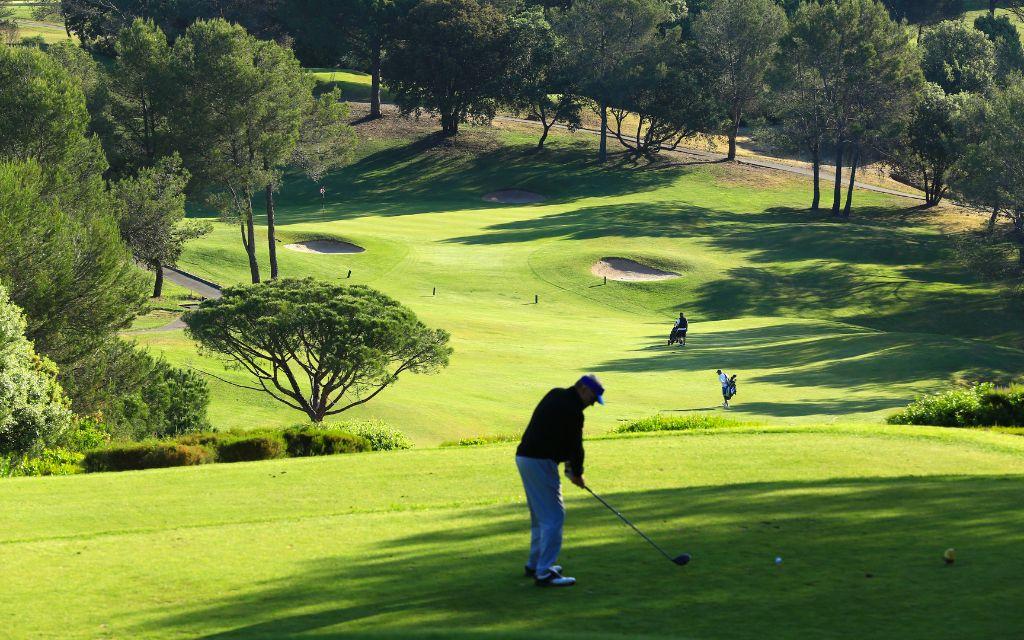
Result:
[515, 374, 604, 587]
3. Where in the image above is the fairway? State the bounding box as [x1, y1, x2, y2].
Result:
[132, 125, 1024, 442]
[4, 425, 1024, 639]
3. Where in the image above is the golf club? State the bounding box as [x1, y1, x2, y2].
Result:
[584, 486, 691, 566]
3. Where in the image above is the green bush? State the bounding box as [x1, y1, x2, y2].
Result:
[614, 414, 743, 434]
[282, 427, 371, 457]
[118, 359, 211, 438]
[57, 414, 112, 452]
[441, 433, 520, 447]
[342, 420, 413, 451]
[15, 447, 84, 476]
[215, 435, 285, 463]
[1, 447, 84, 477]
[82, 442, 215, 472]
[888, 383, 1024, 427]
[0, 282, 74, 457]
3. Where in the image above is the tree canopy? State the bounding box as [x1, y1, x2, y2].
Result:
[921, 20, 996, 95]
[384, 0, 524, 136]
[693, 0, 787, 160]
[185, 279, 452, 423]
[113, 154, 210, 297]
[974, 13, 1024, 84]
[169, 18, 311, 283]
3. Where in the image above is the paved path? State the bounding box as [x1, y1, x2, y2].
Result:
[152, 267, 222, 331]
[164, 266, 222, 300]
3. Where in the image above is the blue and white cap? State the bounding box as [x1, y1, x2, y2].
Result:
[578, 374, 605, 405]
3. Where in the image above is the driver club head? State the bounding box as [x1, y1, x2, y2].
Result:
[673, 553, 692, 566]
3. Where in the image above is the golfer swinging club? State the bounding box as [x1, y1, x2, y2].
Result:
[515, 374, 604, 587]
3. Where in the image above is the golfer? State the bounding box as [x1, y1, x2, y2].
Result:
[516, 374, 604, 587]
[718, 369, 732, 408]
[668, 312, 689, 346]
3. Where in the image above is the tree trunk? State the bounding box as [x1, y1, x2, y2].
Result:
[440, 110, 458, 136]
[1016, 210, 1024, 267]
[811, 142, 821, 211]
[266, 184, 278, 280]
[370, 44, 382, 119]
[990, 0, 996, 17]
[244, 203, 260, 284]
[842, 144, 860, 218]
[988, 206, 1001, 234]
[832, 140, 846, 217]
[152, 261, 163, 298]
[599, 102, 608, 163]
[929, 174, 945, 208]
[538, 122, 552, 149]
[728, 107, 740, 161]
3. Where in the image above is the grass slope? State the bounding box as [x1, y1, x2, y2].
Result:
[309, 68, 392, 103]
[131, 124, 1024, 440]
[3, 425, 1024, 639]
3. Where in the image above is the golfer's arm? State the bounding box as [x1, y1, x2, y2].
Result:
[568, 419, 585, 477]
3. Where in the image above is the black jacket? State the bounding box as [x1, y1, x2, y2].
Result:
[516, 387, 586, 475]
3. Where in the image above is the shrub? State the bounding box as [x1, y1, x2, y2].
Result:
[82, 442, 215, 472]
[614, 414, 742, 434]
[15, 447, 84, 476]
[215, 435, 285, 463]
[175, 432, 228, 447]
[342, 420, 413, 451]
[282, 427, 371, 457]
[57, 414, 112, 452]
[2, 447, 84, 477]
[118, 359, 211, 438]
[0, 283, 73, 457]
[441, 433, 520, 447]
[888, 383, 1024, 427]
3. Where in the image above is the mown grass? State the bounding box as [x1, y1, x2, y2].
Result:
[309, 67, 392, 103]
[130, 120, 1024, 441]
[4, 424, 1024, 639]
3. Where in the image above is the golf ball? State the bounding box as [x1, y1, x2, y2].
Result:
[775, 556, 783, 564]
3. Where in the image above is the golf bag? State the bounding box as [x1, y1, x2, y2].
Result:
[724, 375, 738, 400]
[668, 326, 687, 346]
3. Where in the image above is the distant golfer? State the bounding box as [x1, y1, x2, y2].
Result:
[668, 312, 688, 346]
[516, 374, 604, 587]
[717, 369, 737, 408]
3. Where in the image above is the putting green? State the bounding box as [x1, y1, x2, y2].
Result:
[4, 425, 1024, 638]
[130, 125, 1023, 441]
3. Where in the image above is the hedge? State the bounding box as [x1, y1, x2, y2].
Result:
[282, 427, 371, 457]
[214, 435, 285, 462]
[82, 443, 215, 472]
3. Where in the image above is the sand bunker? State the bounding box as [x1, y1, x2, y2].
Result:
[284, 240, 365, 254]
[482, 189, 547, 204]
[591, 258, 680, 282]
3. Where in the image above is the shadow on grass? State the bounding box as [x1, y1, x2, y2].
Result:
[589, 323, 1024, 409]
[236, 136, 686, 226]
[138, 475, 1024, 640]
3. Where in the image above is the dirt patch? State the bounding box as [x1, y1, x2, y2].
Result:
[483, 189, 547, 204]
[591, 258, 680, 282]
[284, 240, 365, 254]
